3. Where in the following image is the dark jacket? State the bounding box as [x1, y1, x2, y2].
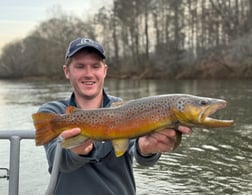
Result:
[38, 91, 161, 195]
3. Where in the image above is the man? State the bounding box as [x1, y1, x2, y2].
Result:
[37, 38, 191, 195]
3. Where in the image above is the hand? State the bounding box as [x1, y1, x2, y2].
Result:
[137, 125, 192, 155]
[60, 128, 94, 155]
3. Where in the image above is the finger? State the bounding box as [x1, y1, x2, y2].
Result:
[81, 139, 93, 147]
[147, 130, 176, 145]
[83, 141, 94, 153]
[154, 129, 177, 140]
[154, 130, 179, 151]
[71, 140, 94, 155]
[61, 128, 81, 139]
[153, 136, 176, 153]
[139, 133, 176, 154]
[177, 126, 192, 134]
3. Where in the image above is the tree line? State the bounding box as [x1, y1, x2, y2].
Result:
[0, 0, 252, 79]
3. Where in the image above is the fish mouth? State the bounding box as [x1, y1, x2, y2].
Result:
[199, 100, 234, 128]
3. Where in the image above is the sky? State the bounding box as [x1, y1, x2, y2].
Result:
[0, 0, 112, 53]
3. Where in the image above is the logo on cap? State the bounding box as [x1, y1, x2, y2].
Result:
[76, 38, 95, 46]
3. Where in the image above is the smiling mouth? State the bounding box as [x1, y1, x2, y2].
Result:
[82, 81, 96, 85]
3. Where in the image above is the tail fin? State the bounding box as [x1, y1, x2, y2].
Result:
[32, 112, 60, 146]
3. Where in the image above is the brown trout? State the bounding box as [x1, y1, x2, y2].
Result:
[32, 94, 234, 157]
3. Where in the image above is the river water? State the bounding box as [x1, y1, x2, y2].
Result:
[0, 79, 251, 195]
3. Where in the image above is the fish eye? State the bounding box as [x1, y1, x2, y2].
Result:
[199, 100, 208, 106]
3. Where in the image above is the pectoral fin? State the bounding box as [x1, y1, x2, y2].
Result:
[112, 139, 129, 157]
[60, 134, 89, 149]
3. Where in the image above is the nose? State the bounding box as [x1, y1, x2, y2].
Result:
[84, 66, 93, 77]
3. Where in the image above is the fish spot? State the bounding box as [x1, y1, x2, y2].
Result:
[176, 100, 184, 111]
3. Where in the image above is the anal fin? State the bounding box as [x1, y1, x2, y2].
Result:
[112, 139, 129, 157]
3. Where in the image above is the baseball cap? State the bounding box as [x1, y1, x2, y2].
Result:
[65, 38, 106, 59]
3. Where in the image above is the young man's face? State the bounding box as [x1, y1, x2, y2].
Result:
[63, 51, 108, 101]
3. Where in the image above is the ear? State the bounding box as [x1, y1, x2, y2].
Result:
[104, 64, 108, 77]
[63, 65, 70, 79]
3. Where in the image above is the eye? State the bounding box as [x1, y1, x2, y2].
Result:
[74, 64, 84, 69]
[199, 100, 208, 106]
[92, 64, 102, 69]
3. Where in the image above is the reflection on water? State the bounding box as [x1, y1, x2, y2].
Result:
[142, 127, 252, 194]
[0, 79, 251, 195]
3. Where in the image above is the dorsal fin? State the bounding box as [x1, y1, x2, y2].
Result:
[66, 106, 80, 114]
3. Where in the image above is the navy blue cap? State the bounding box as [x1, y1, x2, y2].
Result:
[65, 38, 105, 59]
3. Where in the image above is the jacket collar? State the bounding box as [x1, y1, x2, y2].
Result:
[69, 90, 111, 108]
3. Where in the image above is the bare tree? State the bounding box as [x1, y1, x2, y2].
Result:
[1, 0, 252, 79]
